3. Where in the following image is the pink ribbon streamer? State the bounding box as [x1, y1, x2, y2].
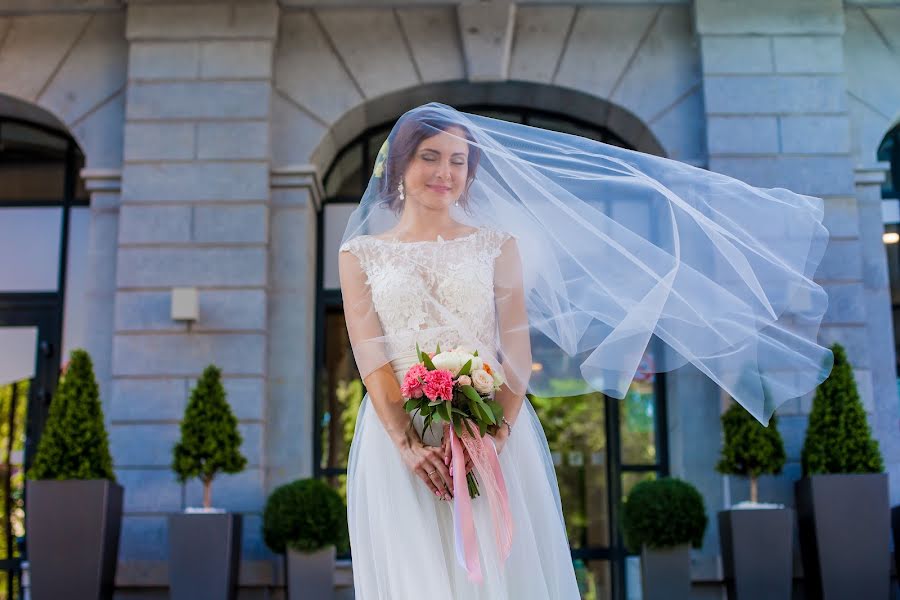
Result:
[448, 421, 513, 583]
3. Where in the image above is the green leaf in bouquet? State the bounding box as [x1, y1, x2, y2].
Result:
[403, 399, 419, 412]
[473, 350, 478, 357]
[416, 341, 423, 362]
[458, 359, 472, 377]
[472, 396, 497, 425]
[468, 398, 490, 426]
[435, 342, 441, 354]
[452, 415, 464, 438]
[486, 400, 504, 421]
[463, 418, 477, 439]
[478, 420, 487, 437]
[423, 412, 432, 433]
[422, 352, 437, 371]
[438, 400, 452, 422]
[427, 400, 443, 407]
[460, 385, 481, 404]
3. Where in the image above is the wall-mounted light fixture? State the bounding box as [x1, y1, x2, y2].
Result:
[171, 287, 199, 325]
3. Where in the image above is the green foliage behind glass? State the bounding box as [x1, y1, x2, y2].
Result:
[28, 349, 115, 481]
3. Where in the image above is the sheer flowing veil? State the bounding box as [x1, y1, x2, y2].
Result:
[340, 102, 834, 426]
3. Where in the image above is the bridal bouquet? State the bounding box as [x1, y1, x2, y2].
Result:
[401, 342, 513, 583]
[401, 342, 504, 498]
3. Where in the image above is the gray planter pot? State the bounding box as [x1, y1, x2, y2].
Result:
[640, 543, 691, 600]
[718, 508, 793, 600]
[286, 545, 335, 600]
[25, 479, 123, 600]
[795, 473, 890, 599]
[168, 512, 243, 600]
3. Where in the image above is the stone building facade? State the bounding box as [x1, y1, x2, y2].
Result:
[0, 0, 898, 597]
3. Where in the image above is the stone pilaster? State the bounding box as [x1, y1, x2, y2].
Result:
[113, 0, 279, 582]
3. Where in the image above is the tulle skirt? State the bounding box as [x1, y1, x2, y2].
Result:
[346, 353, 581, 599]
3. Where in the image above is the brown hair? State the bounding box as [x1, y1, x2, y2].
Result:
[378, 110, 481, 215]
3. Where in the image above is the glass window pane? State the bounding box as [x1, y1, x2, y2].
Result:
[573, 559, 611, 600]
[620, 361, 657, 465]
[324, 144, 364, 198]
[62, 207, 90, 360]
[531, 391, 608, 549]
[621, 471, 656, 502]
[323, 202, 360, 290]
[318, 310, 363, 473]
[0, 162, 66, 202]
[0, 208, 62, 292]
[526, 115, 602, 142]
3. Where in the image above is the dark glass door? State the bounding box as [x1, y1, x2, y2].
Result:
[0, 300, 60, 599]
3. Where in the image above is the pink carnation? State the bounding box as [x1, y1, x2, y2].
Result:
[423, 369, 455, 401]
[401, 363, 429, 398]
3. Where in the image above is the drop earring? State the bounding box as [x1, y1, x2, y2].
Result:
[398, 180, 405, 201]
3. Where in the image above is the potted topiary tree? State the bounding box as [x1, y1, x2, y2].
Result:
[262, 478, 349, 600]
[796, 342, 889, 599]
[715, 402, 791, 600]
[621, 477, 708, 600]
[26, 348, 123, 600]
[169, 364, 247, 600]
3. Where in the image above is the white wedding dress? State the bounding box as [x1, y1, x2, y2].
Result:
[339, 227, 581, 599]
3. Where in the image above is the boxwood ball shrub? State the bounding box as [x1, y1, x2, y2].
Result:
[262, 478, 349, 554]
[621, 477, 708, 552]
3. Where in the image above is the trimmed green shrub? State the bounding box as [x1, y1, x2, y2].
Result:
[262, 478, 349, 554]
[172, 364, 247, 508]
[28, 349, 115, 481]
[801, 343, 883, 476]
[716, 402, 786, 503]
[621, 477, 707, 552]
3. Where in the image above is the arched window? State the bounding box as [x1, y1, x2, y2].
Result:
[315, 105, 668, 599]
[0, 116, 88, 593]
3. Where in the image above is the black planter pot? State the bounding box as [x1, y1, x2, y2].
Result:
[718, 508, 793, 600]
[892, 505, 900, 585]
[639, 544, 691, 600]
[26, 479, 123, 600]
[795, 473, 890, 599]
[168, 512, 243, 600]
[286, 545, 335, 600]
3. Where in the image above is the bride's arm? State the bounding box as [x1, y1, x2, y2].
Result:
[339, 247, 455, 498]
[493, 235, 531, 432]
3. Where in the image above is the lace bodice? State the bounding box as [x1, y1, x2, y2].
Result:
[339, 227, 512, 359]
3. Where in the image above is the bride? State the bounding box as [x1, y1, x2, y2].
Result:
[337, 103, 832, 599]
[339, 110, 581, 598]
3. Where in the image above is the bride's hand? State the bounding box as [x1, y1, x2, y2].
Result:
[397, 436, 454, 501]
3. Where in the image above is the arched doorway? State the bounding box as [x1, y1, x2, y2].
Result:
[0, 114, 89, 598]
[314, 104, 669, 600]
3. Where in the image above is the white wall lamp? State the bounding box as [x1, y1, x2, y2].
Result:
[171, 287, 199, 330]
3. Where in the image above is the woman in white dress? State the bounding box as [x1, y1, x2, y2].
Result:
[339, 112, 581, 598]
[337, 103, 833, 599]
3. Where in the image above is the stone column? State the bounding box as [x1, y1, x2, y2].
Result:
[112, 0, 279, 584]
[692, 0, 889, 582]
[80, 168, 121, 417]
[268, 165, 321, 488]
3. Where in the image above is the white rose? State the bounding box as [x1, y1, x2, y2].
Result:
[457, 375, 472, 387]
[471, 369, 494, 395]
[491, 369, 504, 388]
[431, 351, 465, 375]
[451, 346, 483, 371]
